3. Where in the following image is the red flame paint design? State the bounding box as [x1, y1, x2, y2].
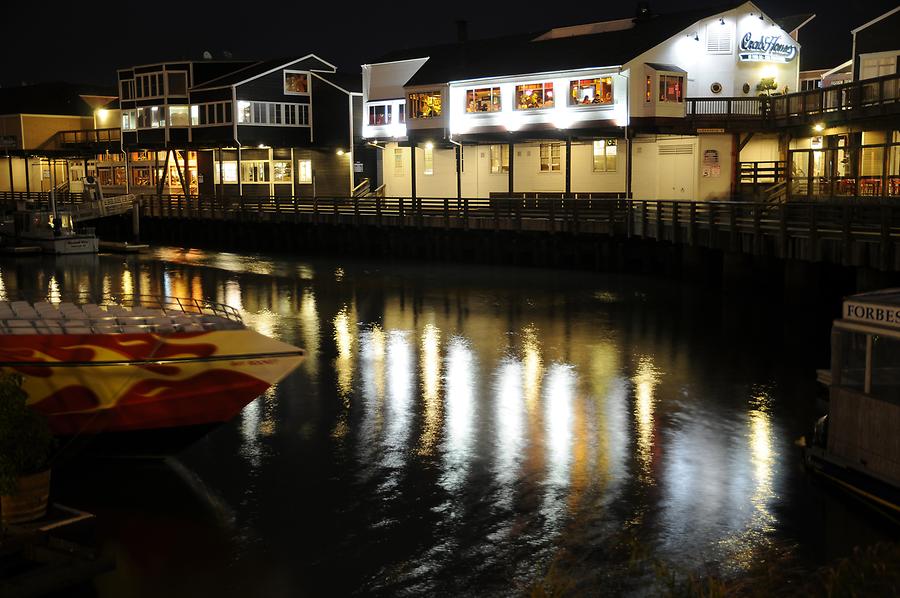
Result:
[33, 368, 271, 434]
[0, 333, 217, 377]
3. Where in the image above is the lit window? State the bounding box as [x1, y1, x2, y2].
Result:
[465, 87, 501, 113]
[122, 110, 136, 131]
[423, 146, 434, 175]
[214, 161, 238, 184]
[284, 72, 309, 94]
[298, 159, 312, 184]
[490, 144, 509, 174]
[398, 104, 405, 123]
[592, 140, 617, 172]
[539, 143, 561, 172]
[273, 160, 292, 183]
[569, 78, 613, 106]
[168, 105, 190, 127]
[515, 82, 554, 110]
[646, 76, 652, 102]
[190, 105, 199, 126]
[237, 101, 251, 124]
[659, 75, 684, 103]
[240, 160, 270, 183]
[368, 105, 393, 125]
[408, 92, 442, 118]
[393, 148, 404, 175]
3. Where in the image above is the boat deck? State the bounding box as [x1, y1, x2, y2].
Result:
[0, 299, 244, 335]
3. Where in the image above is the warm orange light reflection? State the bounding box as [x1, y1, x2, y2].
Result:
[633, 356, 660, 483]
[419, 323, 442, 456]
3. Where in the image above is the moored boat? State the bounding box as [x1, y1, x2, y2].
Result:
[0, 296, 304, 454]
[804, 289, 900, 521]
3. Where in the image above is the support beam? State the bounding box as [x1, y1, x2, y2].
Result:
[410, 143, 417, 200]
[625, 130, 633, 199]
[24, 155, 30, 194]
[156, 150, 170, 198]
[565, 137, 572, 196]
[217, 148, 224, 199]
[455, 144, 462, 200]
[173, 150, 189, 197]
[6, 152, 14, 195]
[737, 132, 754, 153]
[508, 142, 514, 195]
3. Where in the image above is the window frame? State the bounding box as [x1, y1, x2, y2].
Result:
[235, 100, 309, 127]
[592, 139, 618, 173]
[465, 87, 502, 113]
[283, 70, 310, 96]
[165, 71, 188, 97]
[423, 146, 434, 176]
[539, 142, 561, 173]
[407, 91, 443, 119]
[515, 82, 555, 111]
[490, 144, 509, 174]
[568, 77, 614, 107]
[393, 148, 404, 176]
[658, 74, 685, 103]
[298, 159, 313, 184]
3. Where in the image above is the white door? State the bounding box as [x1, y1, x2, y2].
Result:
[658, 144, 694, 199]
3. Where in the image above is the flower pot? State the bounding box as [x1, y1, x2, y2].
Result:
[1, 470, 51, 525]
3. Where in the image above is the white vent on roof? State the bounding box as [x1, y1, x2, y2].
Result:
[706, 22, 733, 55]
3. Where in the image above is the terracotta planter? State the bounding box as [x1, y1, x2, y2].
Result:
[1, 470, 51, 525]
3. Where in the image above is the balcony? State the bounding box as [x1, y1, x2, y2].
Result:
[684, 72, 900, 129]
[55, 128, 121, 150]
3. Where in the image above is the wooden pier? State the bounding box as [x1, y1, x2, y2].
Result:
[133, 194, 900, 271]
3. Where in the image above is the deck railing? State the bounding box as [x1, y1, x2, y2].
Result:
[131, 193, 900, 269]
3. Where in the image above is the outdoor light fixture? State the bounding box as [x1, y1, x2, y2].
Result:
[97, 109, 109, 120]
[813, 123, 825, 132]
[759, 13, 764, 20]
[719, 17, 725, 25]
[425, 141, 434, 150]
[336, 149, 345, 155]
[694, 33, 699, 41]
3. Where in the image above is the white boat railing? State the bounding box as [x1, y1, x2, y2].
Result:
[0, 295, 245, 335]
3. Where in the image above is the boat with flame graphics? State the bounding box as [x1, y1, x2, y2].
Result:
[0, 296, 304, 453]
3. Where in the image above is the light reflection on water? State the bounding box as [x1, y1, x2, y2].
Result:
[0, 249, 883, 596]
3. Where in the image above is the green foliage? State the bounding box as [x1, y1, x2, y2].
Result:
[0, 373, 53, 495]
[756, 77, 778, 96]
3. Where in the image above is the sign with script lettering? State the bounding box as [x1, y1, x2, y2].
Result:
[844, 300, 900, 329]
[738, 32, 797, 63]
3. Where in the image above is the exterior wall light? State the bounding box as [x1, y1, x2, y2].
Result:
[336, 149, 345, 155]
[719, 17, 725, 25]
[425, 141, 434, 149]
[813, 123, 825, 132]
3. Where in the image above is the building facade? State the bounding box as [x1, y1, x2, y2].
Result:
[362, 1, 809, 201]
[117, 55, 369, 199]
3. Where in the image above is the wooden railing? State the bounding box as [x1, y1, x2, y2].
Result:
[131, 193, 900, 269]
[739, 161, 785, 185]
[686, 97, 766, 118]
[685, 72, 900, 123]
[56, 128, 121, 146]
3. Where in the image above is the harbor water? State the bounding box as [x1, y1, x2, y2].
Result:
[0, 249, 890, 596]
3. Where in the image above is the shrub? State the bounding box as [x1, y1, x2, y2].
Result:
[0, 373, 54, 495]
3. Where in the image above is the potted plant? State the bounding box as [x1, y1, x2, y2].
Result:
[0, 373, 54, 526]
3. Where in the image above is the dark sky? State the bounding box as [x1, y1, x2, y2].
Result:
[2, 0, 896, 88]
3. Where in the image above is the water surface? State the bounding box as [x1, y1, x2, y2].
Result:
[0, 249, 888, 596]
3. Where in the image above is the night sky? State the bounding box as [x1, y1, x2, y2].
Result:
[3, 0, 897, 88]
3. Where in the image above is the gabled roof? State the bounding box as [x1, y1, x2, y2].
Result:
[367, 2, 753, 86]
[851, 5, 900, 34]
[313, 71, 362, 94]
[775, 13, 816, 35]
[191, 55, 337, 91]
[0, 82, 116, 117]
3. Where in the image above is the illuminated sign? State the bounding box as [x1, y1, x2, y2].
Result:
[738, 32, 797, 63]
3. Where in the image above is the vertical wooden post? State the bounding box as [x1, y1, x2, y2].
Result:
[409, 143, 417, 201]
[508, 141, 515, 195]
[564, 137, 572, 196]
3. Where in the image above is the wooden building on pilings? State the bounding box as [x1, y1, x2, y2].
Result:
[117, 55, 373, 200]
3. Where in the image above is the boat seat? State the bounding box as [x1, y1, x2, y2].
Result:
[11, 305, 38, 319]
[63, 327, 92, 335]
[7, 320, 34, 328]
